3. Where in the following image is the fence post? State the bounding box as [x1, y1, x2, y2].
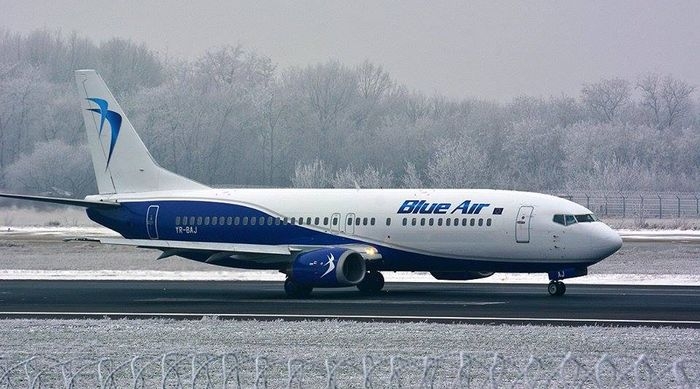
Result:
[676, 195, 681, 218]
[604, 195, 608, 216]
[621, 194, 626, 218]
[585, 194, 590, 210]
[658, 195, 662, 219]
[640, 195, 644, 219]
[695, 195, 699, 215]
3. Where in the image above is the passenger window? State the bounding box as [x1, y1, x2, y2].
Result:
[211, 217, 217, 226]
[175, 216, 181, 226]
[305, 217, 310, 225]
[386, 217, 392, 226]
[275, 218, 281, 225]
[332, 217, 338, 226]
[437, 219, 443, 226]
[356, 217, 361, 226]
[347, 218, 352, 226]
[220, 216, 226, 225]
[420, 218, 426, 226]
[363, 217, 368, 226]
[462, 219, 467, 226]
[242, 217, 248, 225]
[189, 216, 195, 225]
[402, 218, 407, 226]
[371, 217, 376, 226]
[486, 218, 492, 227]
[446, 218, 451, 226]
[411, 218, 417, 226]
[553, 214, 565, 225]
[182, 216, 188, 225]
[226, 217, 233, 225]
[268, 217, 274, 226]
[197, 216, 203, 226]
[429, 218, 434, 226]
[454, 218, 459, 227]
[260, 217, 265, 225]
[234, 217, 240, 226]
[204, 217, 210, 226]
[315, 217, 320, 225]
[470, 218, 475, 226]
[324, 217, 329, 225]
[283, 217, 289, 225]
[478, 218, 483, 226]
[250, 217, 256, 226]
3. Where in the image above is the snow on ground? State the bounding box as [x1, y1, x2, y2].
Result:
[1, 226, 699, 285]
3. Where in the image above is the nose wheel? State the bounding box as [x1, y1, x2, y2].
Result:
[548, 280, 566, 296]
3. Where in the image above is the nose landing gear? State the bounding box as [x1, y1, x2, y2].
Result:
[547, 280, 566, 296]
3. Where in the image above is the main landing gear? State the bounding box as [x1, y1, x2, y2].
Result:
[548, 280, 566, 297]
[356, 271, 385, 294]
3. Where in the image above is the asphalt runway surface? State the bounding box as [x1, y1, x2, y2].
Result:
[0, 280, 697, 328]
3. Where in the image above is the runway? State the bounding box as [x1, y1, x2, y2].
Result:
[0, 280, 698, 327]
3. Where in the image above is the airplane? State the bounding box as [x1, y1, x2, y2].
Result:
[0, 69, 623, 298]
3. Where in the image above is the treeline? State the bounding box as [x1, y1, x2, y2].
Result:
[0, 29, 698, 198]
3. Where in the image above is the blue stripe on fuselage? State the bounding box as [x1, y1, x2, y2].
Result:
[86, 200, 594, 273]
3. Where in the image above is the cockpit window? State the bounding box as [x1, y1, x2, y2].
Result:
[553, 213, 598, 226]
[553, 214, 565, 225]
[564, 215, 577, 225]
[575, 214, 596, 223]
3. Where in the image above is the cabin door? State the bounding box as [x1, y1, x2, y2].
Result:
[515, 206, 533, 243]
[146, 205, 159, 239]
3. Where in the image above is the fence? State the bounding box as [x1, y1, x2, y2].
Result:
[0, 352, 697, 388]
[552, 192, 700, 219]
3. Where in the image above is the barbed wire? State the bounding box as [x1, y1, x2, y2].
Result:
[0, 352, 697, 388]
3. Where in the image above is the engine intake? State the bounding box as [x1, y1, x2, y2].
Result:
[291, 248, 366, 287]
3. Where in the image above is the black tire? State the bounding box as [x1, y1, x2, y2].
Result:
[357, 271, 385, 294]
[548, 281, 566, 297]
[284, 278, 312, 298]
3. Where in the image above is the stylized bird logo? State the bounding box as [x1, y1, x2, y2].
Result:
[321, 253, 336, 278]
[86, 98, 122, 169]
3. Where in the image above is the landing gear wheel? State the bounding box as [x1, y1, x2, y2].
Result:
[547, 281, 566, 297]
[284, 278, 312, 298]
[357, 271, 385, 294]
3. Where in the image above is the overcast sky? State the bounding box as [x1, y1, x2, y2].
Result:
[1, 0, 698, 101]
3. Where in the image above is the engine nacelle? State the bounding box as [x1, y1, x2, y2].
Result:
[430, 271, 494, 281]
[291, 248, 366, 287]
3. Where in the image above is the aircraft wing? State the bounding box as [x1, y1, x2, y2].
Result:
[71, 237, 382, 262]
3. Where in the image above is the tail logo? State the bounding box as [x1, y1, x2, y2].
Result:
[86, 98, 122, 169]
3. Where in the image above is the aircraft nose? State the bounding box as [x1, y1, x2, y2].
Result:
[596, 226, 623, 257]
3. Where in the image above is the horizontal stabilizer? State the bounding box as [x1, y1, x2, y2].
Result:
[0, 192, 119, 209]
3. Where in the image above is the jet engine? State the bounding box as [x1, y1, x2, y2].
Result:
[290, 248, 366, 287]
[430, 271, 494, 280]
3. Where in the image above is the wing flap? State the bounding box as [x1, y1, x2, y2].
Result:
[94, 237, 292, 256]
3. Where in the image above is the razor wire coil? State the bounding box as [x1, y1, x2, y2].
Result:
[0, 352, 697, 388]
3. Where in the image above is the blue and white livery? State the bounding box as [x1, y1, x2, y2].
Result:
[0, 70, 622, 297]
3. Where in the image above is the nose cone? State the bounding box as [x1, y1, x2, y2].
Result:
[596, 225, 623, 259]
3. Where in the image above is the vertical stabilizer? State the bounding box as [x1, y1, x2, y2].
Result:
[75, 70, 208, 194]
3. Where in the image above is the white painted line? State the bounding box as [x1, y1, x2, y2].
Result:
[0, 270, 698, 286]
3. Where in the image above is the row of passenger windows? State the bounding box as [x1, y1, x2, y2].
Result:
[552, 213, 598, 226]
[401, 217, 492, 227]
[174, 215, 493, 228]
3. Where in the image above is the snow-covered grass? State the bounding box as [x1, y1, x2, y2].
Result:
[1, 318, 697, 362]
